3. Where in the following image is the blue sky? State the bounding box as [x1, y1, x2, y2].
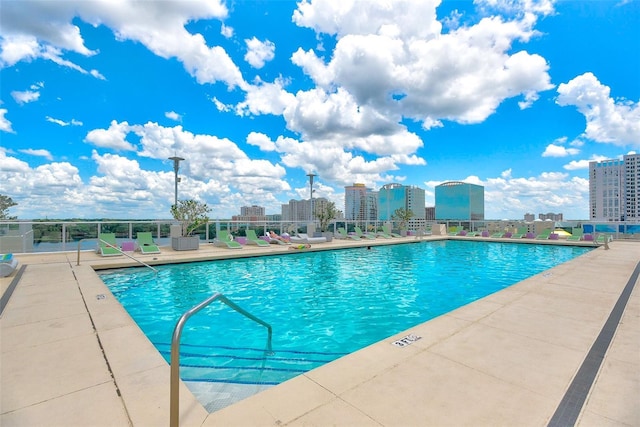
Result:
[1, 0, 638, 220]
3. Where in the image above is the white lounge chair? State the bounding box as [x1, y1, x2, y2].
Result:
[290, 233, 327, 244]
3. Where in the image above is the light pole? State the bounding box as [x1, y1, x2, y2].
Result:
[307, 173, 316, 223]
[169, 156, 184, 207]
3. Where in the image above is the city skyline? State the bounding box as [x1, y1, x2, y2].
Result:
[1, 0, 639, 221]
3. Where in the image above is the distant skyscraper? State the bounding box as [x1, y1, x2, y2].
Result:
[344, 183, 377, 221]
[240, 205, 265, 217]
[378, 183, 426, 224]
[435, 181, 485, 220]
[233, 205, 266, 222]
[589, 154, 639, 221]
[539, 212, 563, 221]
[281, 198, 330, 222]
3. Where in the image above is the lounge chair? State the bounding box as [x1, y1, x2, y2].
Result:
[354, 226, 376, 240]
[595, 234, 612, 244]
[246, 230, 270, 247]
[465, 231, 480, 237]
[136, 232, 161, 254]
[382, 225, 401, 238]
[337, 227, 361, 240]
[535, 229, 552, 240]
[98, 233, 122, 256]
[214, 230, 242, 249]
[490, 232, 505, 238]
[0, 253, 19, 277]
[511, 227, 527, 239]
[376, 229, 393, 238]
[290, 233, 327, 244]
[566, 228, 584, 241]
[448, 226, 463, 236]
[262, 234, 289, 245]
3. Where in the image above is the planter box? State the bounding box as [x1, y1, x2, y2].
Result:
[171, 236, 199, 251]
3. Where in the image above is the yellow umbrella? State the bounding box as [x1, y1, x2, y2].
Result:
[553, 228, 572, 237]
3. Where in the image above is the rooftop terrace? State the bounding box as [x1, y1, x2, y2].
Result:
[1, 236, 638, 426]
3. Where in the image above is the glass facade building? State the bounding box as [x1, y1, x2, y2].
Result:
[435, 181, 485, 220]
[344, 184, 377, 221]
[378, 183, 426, 226]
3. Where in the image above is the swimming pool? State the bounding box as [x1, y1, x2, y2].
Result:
[99, 240, 592, 411]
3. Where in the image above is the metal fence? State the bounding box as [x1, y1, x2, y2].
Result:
[1, 219, 638, 254]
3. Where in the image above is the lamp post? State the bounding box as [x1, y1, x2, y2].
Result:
[307, 173, 316, 223]
[169, 156, 184, 207]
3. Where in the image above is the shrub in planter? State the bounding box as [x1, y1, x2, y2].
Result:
[170, 199, 211, 250]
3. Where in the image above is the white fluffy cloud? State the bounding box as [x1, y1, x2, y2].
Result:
[11, 90, 40, 105]
[19, 148, 53, 161]
[542, 143, 580, 157]
[244, 37, 275, 69]
[84, 120, 136, 151]
[557, 72, 640, 147]
[0, 109, 14, 133]
[0, 0, 245, 88]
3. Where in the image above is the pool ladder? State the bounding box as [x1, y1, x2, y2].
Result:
[170, 292, 273, 427]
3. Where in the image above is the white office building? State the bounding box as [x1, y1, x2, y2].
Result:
[589, 154, 640, 222]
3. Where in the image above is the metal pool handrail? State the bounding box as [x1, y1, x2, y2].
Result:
[76, 238, 158, 273]
[170, 292, 273, 427]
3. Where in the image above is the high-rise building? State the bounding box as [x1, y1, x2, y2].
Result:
[377, 183, 426, 227]
[624, 154, 639, 221]
[589, 154, 639, 222]
[344, 183, 377, 221]
[240, 205, 265, 217]
[435, 181, 485, 220]
[425, 207, 435, 221]
[281, 197, 331, 222]
[232, 205, 266, 222]
[539, 212, 563, 221]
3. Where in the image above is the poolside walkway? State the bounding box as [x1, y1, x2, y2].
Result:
[1, 237, 638, 426]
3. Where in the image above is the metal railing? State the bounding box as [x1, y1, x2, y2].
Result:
[76, 238, 157, 273]
[2, 219, 639, 254]
[170, 293, 272, 427]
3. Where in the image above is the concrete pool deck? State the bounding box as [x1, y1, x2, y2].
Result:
[1, 236, 638, 426]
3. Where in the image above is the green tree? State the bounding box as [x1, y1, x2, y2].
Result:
[170, 199, 211, 236]
[0, 195, 17, 220]
[391, 208, 414, 231]
[314, 201, 338, 231]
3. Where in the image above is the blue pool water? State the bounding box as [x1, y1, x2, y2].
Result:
[99, 240, 591, 410]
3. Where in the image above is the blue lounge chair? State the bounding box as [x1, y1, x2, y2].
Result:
[214, 231, 242, 249]
[136, 232, 161, 254]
